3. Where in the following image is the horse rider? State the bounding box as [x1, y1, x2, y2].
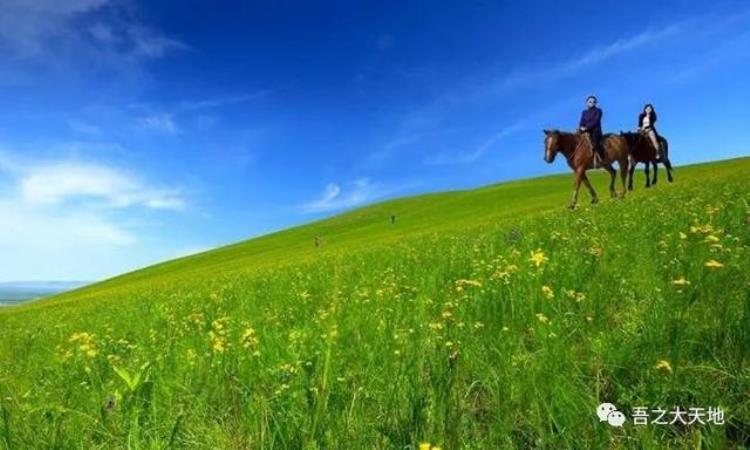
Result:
[579, 95, 604, 166]
[638, 103, 661, 160]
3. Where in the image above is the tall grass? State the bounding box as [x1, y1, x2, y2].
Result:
[0, 161, 748, 448]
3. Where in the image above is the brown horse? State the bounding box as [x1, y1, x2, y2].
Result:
[620, 131, 674, 189]
[543, 129, 630, 209]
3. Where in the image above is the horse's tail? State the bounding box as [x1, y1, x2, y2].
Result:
[660, 137, 668, 159]
[659, 137, 673, 170]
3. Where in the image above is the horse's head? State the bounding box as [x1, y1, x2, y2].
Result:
[543, 129, 560, 163]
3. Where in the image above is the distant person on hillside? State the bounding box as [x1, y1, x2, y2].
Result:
[638, 103, 661, 160]
[579, 95, 604, 165]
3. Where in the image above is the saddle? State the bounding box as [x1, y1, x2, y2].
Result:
[637, 128, 663, 160]
[580, 132, 606, 168]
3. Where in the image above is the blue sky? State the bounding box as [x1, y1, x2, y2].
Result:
[0, 0, 749, 282]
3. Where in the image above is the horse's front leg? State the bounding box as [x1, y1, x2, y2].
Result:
[582, 172, 598, 205]
[652, 161, 658, 185]
[618, 159, 628, 198]
[570, 169, 584, 209]
[644, 163, 651, 188]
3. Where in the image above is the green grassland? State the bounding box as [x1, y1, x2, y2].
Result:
[1, 158, 749, 449]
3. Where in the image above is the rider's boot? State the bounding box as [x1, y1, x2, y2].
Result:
[594, 147, 605, 168]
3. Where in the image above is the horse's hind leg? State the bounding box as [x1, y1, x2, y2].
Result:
[652, 161, 658, 185]
[665, 159, 674, 182]
[619, 159, 628, 197]
[604, 164, 616, 198]
[628, 160, 636, 191]
[644, 164, 651, 188]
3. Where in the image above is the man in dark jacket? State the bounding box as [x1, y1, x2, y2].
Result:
[579, 95, 604, 165]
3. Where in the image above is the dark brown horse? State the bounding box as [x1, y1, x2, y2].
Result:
[543, 130, 630, 209]
[619, 131, 674, 189]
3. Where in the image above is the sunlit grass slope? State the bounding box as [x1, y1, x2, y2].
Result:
[0, 157, 749, 449]
[25, 157, 749, 305]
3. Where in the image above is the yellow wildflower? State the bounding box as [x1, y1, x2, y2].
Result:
[241, 328, 259, 349]
[419, 444, 431, 450]
[541, 285, 554, 299]
[690, 224, 714, 234]
[212, 338, 226, 353]
[671, 277, 690, 286]
[704, 259, 724, 269]
[535, 313, 550, 324]
[654, 359, 672, 373]
[428, 322, 444, 331]
[529, 249, 548, 267]
[455, 279, 482, 288]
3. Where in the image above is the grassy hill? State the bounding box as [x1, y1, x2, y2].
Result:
[1, 157, 749, 448]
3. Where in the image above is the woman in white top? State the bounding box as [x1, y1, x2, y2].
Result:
[638, 104, 660, 160]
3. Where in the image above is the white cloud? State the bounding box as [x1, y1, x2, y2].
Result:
[15, 161, 184, 210]
[0, 198, 135, 248]
[427, 122, 525, 165]
[136, 113, 179, 134]
[126, 24, 189, 59]
[0, 147, 190, 281]
[177, 90, 275, 112]
[0, 0, 110, 57]
[0, 0, 188, 84]
[299, 178, 379, 213]
[131, 90, 274, 134]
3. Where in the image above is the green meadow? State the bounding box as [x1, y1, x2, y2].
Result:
[1, 158, 749, 449]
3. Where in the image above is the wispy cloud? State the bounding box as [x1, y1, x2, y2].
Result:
[298, 178, 381, 213]
[177, 90, 275, 112]
[0, 0, 109, 57]
[1, 146, 186, 211]
[367, 133, 427, 167]
[0, 0, 188, 83]
[427, 122, 525, 165]
[0, 146, 190, 279]
[136, 113, 179, 134]
[373, 16, 695, 167]
[131, 90, 273, 135]
[19, 161, 185, 210]
[0, 198, 136, 248]
[424, 95, 578, 166]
